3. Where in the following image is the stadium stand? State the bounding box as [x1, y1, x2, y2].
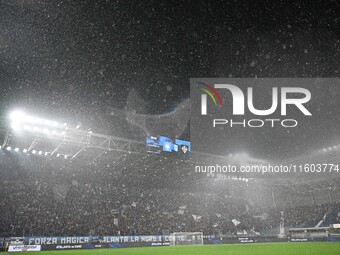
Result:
[0, 153, 339, 239]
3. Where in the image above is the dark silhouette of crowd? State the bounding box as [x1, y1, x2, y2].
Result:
[0, 153, 338, 238]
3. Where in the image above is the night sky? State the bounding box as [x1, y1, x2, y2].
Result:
[0, 0, 339, 154]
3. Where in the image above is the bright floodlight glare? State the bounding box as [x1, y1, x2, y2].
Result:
[23, 149, 27, 153]
[239, 152, 249, 158]
[61, 131, 65, 135]
[234, 152, 250, 161]
[10, 111, 65, 128]
[45, 152, 48, 156]
[6, 146, 11, 151]
[34, 117, 43, 124]
[38, 151, 42, 155]
[10, 122, 21, 131]
[32, 150, 36, 154]
[9, 110, 25, 122]
[14, 148, 19, 152]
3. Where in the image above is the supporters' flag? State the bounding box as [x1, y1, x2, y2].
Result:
[178, 209, 185, 215]
[213, 223, 219, 228]
[179, 205, 187, 210]
[232, 219, 241, 226]
[192, 214, 202, 222]
[111, 208, 120, 215]
[246, 204, 249, 212]
[131, 202, 137, 207]
[215, 213, 222, 218]
[176, 222, 186, 229]
[113, 218, 118, 226]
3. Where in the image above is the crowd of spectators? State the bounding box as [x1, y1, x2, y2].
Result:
[0, 154, 339, 238]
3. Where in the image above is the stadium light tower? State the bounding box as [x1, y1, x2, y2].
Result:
[4, 109, 145, 161]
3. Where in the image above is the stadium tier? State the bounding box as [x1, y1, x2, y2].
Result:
[0, 151, 340, 252]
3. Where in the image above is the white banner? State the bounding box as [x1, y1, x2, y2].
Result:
[114, 218, 119, 226]
[192, 214, 202, 222]
[232, 219, 241, 226]
[9, 244, 41, 252]
[333, 223, 340, 229]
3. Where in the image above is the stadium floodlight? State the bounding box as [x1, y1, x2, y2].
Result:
[33, 118, 43, 124]
[23, 149, 28, 153]
[56, 153, 60, 157]
[44, 120, 51, 125]
[10, 122, 22, 132]
[38, 151, 42, 155]
[44, 152, 48, 156]
[24, 115, 33, 122]
[233, 152, 250, 163]
[14, 148, 19, 152]
[64, 155, 68, 159]
[9, 110, 25, 123]
[9, 110, 67, 129]
[6, 146, 11, 151]
[32, 150, 36, 154]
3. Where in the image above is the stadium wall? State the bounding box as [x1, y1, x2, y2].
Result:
[2, 235, 340, 251]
